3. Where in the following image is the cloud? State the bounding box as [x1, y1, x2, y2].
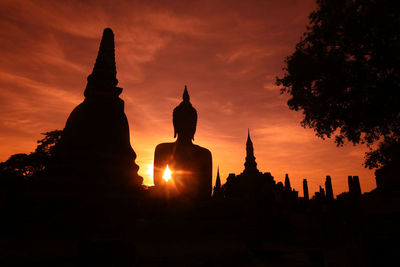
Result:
[0, 0, 375, 196]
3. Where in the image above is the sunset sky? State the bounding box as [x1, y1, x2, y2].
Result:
[0, 0, 376, 196]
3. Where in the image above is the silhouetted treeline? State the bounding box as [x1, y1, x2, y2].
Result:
[0, 130, 61, 178]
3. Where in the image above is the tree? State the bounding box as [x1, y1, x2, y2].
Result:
[0, 153, 40, 177]
[276, 0, 400, 169]
[0, 130, 62, 177]
[35, 130, 62, 156]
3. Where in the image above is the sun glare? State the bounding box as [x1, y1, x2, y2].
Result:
[163, 165, 172, 182]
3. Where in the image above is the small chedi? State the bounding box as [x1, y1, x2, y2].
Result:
[54, 28, 142, 187]
[212, 167, 223, 199]
[219, 130, 298, 202]
[153, 86, 212, 200]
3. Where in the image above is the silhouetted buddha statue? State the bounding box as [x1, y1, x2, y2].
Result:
[54, 28, 142, 187]
[153, 86, 212, 200]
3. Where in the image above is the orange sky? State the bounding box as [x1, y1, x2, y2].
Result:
[0, 0, 376, 196]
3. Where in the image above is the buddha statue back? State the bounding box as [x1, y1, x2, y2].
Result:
[153, 86, 212, 200]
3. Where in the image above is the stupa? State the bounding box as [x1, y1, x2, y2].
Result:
[55, 28, 142, 187]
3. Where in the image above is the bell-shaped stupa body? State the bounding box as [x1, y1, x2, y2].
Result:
[55, 28, 142, 187]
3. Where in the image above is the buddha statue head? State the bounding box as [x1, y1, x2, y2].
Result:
[173, 86, 197, 141]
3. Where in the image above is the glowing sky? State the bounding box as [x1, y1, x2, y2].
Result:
[0, 0, 376, 196]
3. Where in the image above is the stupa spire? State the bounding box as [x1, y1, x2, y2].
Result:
[215, 166, 221, 188]
[84, 28, 121, 98]
[213, 165, 223, 199]
[285, 174, 292, 191]
[247, 128, 252, 144]
[244, 129, 258, 173]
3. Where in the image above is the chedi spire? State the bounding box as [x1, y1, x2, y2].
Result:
[215, 166, 221, 188]
[84, 28, 121, 98]
[244, 129, 258, 173]
[213, 166, 223, 199]
[285, 174, 292, 191]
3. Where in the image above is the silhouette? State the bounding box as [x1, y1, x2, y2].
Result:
[153, 86, 212, 200]
[318, 186, 325, 199]
[222, 130, 299, 203]
[244, 129, 258, 174]
[0, 130, 62, 178]
[325, 175, 334, 200]
[284, 174, 291, 191]
[1, 133, 398, 267]
[223, 130, 268, 198]
[212, 166, 223, 199]
[375, 163, 400, 194]
[283, 173, 298, 202]
[348, 175, 362, 197]
[303, 178, 309, 200]
[54, 28, 142, 187]
[1, 14, 399, 266]
[276, 0, 400, 178]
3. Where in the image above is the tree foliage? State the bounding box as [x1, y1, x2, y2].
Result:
[0, 130, 62, 177]
[276, 0, 400, 169]
[35, 130, 62, 156]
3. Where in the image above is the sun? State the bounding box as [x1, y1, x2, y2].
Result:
[162, 165, 172, 182]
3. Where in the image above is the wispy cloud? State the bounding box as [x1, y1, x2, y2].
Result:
[0, 0, 375, 195]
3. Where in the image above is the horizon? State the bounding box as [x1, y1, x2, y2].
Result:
[0, 0, 376, 196]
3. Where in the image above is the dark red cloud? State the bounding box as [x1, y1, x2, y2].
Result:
[0, 0, 375, 195]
